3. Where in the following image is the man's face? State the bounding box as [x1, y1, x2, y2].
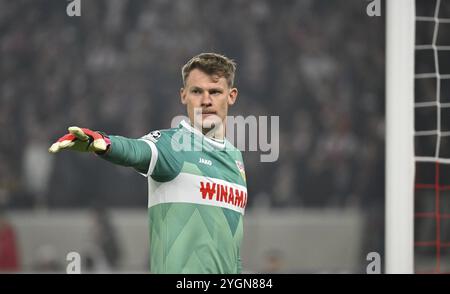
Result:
[181, 68, 238, 132]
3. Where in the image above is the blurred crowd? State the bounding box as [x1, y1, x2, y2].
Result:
[0, 0, 385, 212]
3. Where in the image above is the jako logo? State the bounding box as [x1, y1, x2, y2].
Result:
[366, 0, 381, 17]
[199, 158, 212, 166]
[66, 0, 81, 17]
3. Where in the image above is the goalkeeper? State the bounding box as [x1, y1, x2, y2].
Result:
[49, 53, 247, 274]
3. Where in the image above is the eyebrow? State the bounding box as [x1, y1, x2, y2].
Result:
[209, 88, 224, 92]
[189, 86, 224, 92]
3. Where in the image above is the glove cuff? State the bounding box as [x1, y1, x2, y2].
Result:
[94, 131, 111, 155]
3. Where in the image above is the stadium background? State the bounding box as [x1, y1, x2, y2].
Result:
[1, 0, 387, 273]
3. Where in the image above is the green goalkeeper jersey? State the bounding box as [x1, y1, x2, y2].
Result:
[117, 120, 247, 274]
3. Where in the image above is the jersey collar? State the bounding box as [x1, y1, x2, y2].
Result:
[180, 120, 226, 150]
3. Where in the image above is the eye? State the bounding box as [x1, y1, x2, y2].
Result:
[191, 88, 202, 94]
[210, 90, 222, 95]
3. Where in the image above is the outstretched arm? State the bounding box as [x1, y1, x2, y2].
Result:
[102, 135, 150, 174]
[49, 126, 151, 174]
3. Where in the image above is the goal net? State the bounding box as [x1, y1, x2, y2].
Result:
[386, 0, 450, 274]
[414, 0, 450, 274]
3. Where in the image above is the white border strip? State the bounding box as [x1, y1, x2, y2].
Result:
[138, 139, 159, 177]
[148, 172, 247, 214]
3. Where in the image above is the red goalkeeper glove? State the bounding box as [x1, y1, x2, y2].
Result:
[48, 126, 111, 154]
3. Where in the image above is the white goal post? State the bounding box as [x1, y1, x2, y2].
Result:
[385, 0, 416, 274]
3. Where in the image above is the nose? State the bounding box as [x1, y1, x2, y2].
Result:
[201, 92, 212, 107]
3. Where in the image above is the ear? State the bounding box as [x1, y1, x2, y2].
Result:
[180, 88, 187, 105]
[228, 88, 238, 106]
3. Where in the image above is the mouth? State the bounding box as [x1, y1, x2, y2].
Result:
[200, 110, 217, 117]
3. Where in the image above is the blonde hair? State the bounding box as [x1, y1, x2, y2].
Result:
[182, 53, 237, 87]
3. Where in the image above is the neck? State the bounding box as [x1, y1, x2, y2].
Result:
[192, 120, 226, 141]
[202, 126, 225, 141]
